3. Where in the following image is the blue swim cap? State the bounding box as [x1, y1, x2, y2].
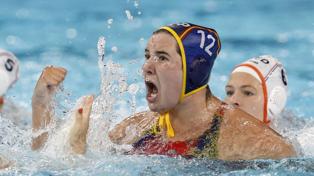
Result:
[160, 23, 221, 101]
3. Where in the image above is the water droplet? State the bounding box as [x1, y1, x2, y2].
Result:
[111, 46, 118, 53]
[134, 0, 139, 8]
[125, 10, 133, 20]
[128, 84, 139, 95]
[107, 18, 113, 25]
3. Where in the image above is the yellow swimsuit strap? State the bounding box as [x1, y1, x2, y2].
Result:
[153, 112, 175, 138]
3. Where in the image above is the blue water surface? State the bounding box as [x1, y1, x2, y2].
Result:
[1, 0, 314, 175]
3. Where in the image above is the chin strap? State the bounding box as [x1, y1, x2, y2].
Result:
[158, 112, 175, 138]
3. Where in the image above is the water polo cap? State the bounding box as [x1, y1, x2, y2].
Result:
[160, 23, 221, 102]
[232, 55, 288, 123]
[0, 49, 19, 96]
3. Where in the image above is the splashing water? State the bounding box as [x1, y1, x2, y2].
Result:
[125, 10, 134, 20]
[0, 36, 138, 173]
[97, 36, 106, 78]
[0, 37, 314, 175]
[111, 46, 118, 53]
[1, 0, 314, 174]
[107, 18, 113, 29]
[1, 48, 314, 176]
[58, 36, 134, 154]
[128, 83, 139, 114]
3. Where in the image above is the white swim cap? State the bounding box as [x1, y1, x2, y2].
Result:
[232, 55, 288, 123]
[0, 49, 19, 96]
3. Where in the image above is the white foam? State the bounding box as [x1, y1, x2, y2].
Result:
[296, 127, 314, 156]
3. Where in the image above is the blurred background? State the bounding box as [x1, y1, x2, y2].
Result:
[1, 0, 314, 119]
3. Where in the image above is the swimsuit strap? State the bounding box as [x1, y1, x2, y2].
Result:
[133, 102, 227, 158]
[143, 112, 173, 137]
[138, 115, 161, 138]
[189, 103, 226, 158]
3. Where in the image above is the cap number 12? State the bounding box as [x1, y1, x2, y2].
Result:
[197, 30, 215, 56]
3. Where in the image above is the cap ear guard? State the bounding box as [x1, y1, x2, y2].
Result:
[267, 86, 287, 121]
[232, 55, 288, 123]
[0, 49, 20, 96]
[0, 70, 10, 96]
[160, 23, 221, 101]
[188, 56, 213, 87]
[267, 65, 288, 121]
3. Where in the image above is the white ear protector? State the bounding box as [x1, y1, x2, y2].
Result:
[0, 49, 19, 96]
[232, 55, 288, 123]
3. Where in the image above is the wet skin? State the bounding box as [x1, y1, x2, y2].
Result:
[225, 72, 264, 122]
[143, 32, 183, 113]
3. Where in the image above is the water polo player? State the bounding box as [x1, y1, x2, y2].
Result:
[0, 49, 19, 112]
[225, 55, 288, 128]
[31, 23, 296, 160]
[0, 48, 19, 169]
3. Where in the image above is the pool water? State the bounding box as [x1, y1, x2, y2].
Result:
[1, 0, 314, 175]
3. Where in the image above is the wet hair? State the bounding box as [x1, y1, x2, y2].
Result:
[152, 29, 181, 57]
